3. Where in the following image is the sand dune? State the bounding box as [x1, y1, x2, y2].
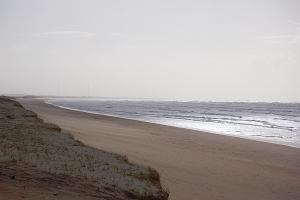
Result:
[0, 97, 168, 199]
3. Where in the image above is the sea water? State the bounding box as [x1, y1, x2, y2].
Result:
[46, 99, 300, 148]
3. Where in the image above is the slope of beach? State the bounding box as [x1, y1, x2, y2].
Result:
[17, 97, 300, 200]
[0, 97, 169, 200]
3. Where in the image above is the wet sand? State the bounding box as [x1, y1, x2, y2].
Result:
[17, 98, 300, 200]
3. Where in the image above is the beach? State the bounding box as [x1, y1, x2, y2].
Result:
[17, 98, 300, 200]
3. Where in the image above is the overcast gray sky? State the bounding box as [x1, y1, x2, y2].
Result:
[1, 0, 300, 102]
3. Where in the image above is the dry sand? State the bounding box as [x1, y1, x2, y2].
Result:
[1, 97, 168, 200]
[17, 98, 300, 200]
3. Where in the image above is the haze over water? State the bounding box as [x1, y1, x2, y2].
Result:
[1, 1, 300, 103]
[47, 99, 300, 148]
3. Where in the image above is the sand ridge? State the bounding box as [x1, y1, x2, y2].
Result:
[0, 97, 169, 199]
[17, 98, 300, 200]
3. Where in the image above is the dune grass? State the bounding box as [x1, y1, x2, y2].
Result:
[0, 97, 169, 199]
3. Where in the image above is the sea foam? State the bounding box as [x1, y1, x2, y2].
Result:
[46, 99, 300, 148]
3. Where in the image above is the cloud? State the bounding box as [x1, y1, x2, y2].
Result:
[109, 32, 129, 37]
[289, 27, 300, 44]
[127, 45, 141, 49]
[259, 21, 300, 44]
[258, 35, 292, 44]
[10, 45, 29, 52]
[287, 20, 300, 27]
[31, 31, 96, 38]
[238, 51, 300, 68]
[259, 36, 292, 40]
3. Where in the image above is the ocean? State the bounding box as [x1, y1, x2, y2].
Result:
[46, 99, 300, 148]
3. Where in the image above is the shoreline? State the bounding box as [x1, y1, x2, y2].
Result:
[45, 99, 300, 149]
[17, 98, 300, 200]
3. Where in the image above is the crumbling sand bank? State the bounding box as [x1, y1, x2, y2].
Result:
[0, 97, 169, 199]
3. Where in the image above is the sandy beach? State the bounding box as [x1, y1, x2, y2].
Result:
[17, 98, 300, 200]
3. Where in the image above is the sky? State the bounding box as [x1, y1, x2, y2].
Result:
[1, 0, 300, 102]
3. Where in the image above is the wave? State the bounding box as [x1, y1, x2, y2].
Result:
[46, 99, 300, 148]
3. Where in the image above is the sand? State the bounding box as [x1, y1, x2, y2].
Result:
[17, 98, 300, 200]
[1, 97, 168, 200]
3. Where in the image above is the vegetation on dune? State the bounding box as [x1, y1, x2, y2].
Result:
[0, 97, 169, 199]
